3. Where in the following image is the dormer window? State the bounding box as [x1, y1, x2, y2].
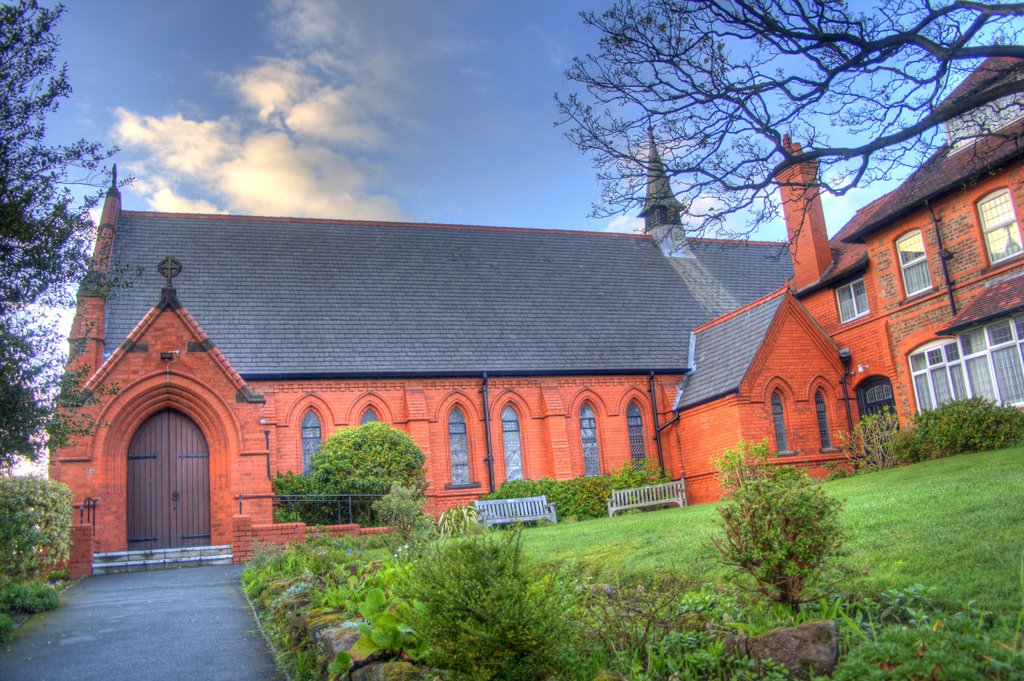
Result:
[978, 189, 1023, 264]
[946, 93, 1024, 152]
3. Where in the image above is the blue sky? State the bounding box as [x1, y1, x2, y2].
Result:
[49, 0, 888, 240]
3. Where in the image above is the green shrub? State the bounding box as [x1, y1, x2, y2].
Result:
[398, 529, 573, 680]
[0, 613, 14, 643]
[481, 460, 667, 521]
[371, 484, 435, 551]
[437, 505, 479, 539]
[0, 581, 59, 614]
[310, 422, 425, 495]
[909, 397, 1024, 460]
[712, 440, 843, 608]
[836, 409, 903, 470]
[0, 477, 73, 585]
[832, 615, 1024, 680]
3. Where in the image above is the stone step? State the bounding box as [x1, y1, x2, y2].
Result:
[92, 545, 233, 575]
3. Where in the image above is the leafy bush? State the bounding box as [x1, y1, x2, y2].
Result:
[0, 476, 73, 585]
[481, 460, 667, 521]
[0, 581, 59, 614]
[712, 440, 844, 608]
[0, 613, 14, 643]
[836, 409, 903, 470]
[437, 505, 479, 539]
[908, 397, 1024, 460]
[371, 484, 435, 551]
[310, 422, 425, 495]
[832, 614, 1024, 680]
[398, 529, 573, 680]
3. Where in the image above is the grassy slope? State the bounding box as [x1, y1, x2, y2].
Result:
[521, 447, 1024, 613]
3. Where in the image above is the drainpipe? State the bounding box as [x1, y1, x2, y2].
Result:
[927, 200, 957, 316]
[838, 348, 857, 471]
[648, 371, 666, 473]
[481, 373, 495, 492]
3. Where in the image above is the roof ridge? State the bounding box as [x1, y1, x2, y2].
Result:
[119, 210, 653, 240]
[120, 210, 789, 246]
[692, 285, 787, 334]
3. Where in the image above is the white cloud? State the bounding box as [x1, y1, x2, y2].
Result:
[602, 215, 644, 234]
[114, 109, 235, 177]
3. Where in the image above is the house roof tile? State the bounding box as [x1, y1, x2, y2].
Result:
[104, 212, 793, 377]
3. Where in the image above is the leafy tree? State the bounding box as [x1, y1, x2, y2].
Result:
[0, 1, 116, 470]
[560, 0, 1024, 237]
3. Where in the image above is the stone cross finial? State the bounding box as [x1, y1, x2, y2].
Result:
[157, 256, 182, 287]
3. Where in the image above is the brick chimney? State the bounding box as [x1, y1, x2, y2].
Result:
[776, 136, 832, 289]
[69, 166, 122, 374]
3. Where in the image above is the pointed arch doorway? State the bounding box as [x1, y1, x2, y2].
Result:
[127, 409, 211, 549]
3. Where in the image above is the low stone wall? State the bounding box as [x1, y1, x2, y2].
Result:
[231, 514, 388, 563]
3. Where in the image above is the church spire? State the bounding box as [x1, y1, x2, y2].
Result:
[639, 130, 691, 257]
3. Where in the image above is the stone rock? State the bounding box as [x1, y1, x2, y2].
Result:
[319, 626, 361, 660]
[350, 660, 423, 681]
[738, 620, 838, 679]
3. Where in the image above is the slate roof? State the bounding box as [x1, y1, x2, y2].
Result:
[677, 291, 785, 408]
[938, 271, 1024, 334]
[104, 212, 792, 378]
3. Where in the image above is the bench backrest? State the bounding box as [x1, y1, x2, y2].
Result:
[609, 481, 685, 506]
[475, 495, 550, 520]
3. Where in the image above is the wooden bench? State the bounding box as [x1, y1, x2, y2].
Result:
[474, 495, 557, 527]
[607, 480, 686, 517]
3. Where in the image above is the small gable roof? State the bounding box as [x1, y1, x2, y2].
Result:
[677, 290, 786, 409]
[939, 272, 1024, 334]
[104, 212, 792, 378]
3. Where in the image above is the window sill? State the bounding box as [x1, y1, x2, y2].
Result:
[776, 450, 799, 457]
[838, 312, 871, 326]
[819, 447, 842, 455]
[981, 251, 1024, 276]
[443, 482, 481, 491]
[898, 286, 941, 308]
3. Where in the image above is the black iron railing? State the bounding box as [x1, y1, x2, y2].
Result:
[237, 493, 385, 526]
[74, 497, 100, 528]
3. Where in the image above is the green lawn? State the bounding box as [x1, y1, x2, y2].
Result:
[521, 447, 1024, 614]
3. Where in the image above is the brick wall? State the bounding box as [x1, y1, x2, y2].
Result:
[799, 164, 1024, 423]
[230, 514, 387, 563]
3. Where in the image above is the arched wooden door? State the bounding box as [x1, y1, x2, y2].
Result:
[127, 409, 211, 550]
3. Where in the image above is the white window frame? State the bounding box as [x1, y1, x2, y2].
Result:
[835, 278, 869, 323]
[909, 314, 1024, 411]
[896, 231, 932, 297]
[977, 189, 1023, 265]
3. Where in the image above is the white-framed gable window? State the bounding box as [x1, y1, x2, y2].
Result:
[896, 231, 932, 297]
[909, 315, 1024, 411]
[947, 93, 1024, 152]
[836, 279, 869, 323]
[978, 189, 1023, 264]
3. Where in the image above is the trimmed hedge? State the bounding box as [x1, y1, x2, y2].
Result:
[909, 397, 1024, 460]
[481, 461, 666, 520]
[0, 477, 73, 585]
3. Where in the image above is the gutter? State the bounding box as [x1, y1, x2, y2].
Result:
[481, 373, 495, 493]
[241, 367, 686, 382]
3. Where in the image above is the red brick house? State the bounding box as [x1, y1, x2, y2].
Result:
[51, 58, 1024, 557]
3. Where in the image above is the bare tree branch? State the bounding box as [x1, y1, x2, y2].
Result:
[559, 0, 1024, 238]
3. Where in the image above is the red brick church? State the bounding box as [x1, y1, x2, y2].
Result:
[52, 58, 1024, 556]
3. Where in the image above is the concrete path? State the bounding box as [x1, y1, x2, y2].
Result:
[0, 564, 280, 681]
